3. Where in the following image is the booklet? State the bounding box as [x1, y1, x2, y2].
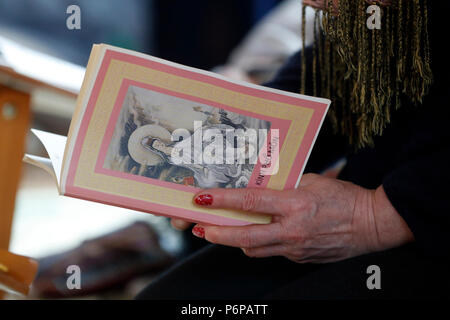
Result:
[24, 44, 330, 226]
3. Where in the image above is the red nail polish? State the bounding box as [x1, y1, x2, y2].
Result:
[194, 194, 213, 206]
[192, 226, 205, 238]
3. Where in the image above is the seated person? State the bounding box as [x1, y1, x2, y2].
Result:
[137, 0, 450, 299]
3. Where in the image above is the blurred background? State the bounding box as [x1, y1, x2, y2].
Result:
[0, 0, 307, 299]
[0, 0, 283, 68]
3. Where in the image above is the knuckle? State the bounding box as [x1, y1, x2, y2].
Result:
[285, 199, 305, 214]
[239, 230, 253, 248]
[303, 199, 319, 213]
[299, 173, 314, 185]
[286, 195, 318, 215]
[241, 190, 262, 212]
[303, 173, 320, 180]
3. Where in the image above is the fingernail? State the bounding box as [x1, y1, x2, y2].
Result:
[194, 194, 213, 206]
[192, 226, 205, 238]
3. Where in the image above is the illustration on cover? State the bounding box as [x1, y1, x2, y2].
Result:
[104, 85, 271, 189]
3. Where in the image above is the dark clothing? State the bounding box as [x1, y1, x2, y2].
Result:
[268, 1, 450, 261]
[138, 2, 450, 299]
[136, 244, 449, 300]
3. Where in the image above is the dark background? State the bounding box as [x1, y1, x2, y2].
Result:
[0, 0, 283, 69]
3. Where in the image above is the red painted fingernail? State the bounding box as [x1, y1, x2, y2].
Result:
[192, 226, 205, 238]
[194, 194, 213, 206]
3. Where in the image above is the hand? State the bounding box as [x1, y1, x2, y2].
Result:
[170, 218, 192, 231]
[191, 174, 414, 263]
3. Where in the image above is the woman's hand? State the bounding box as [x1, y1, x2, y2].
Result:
[191, 173, 414, 263]
[170, 219, 193, 231]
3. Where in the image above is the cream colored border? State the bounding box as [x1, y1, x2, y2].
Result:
[61, 44, 106, 193]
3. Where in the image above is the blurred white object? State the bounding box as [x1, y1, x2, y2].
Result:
[0, 35, 84, 94]
[217, 0, 316, 83]
[0, 35, 83, 117]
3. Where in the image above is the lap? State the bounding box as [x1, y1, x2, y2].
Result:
[136, 243, 449, 300]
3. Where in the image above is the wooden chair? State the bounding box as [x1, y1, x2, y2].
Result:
[0, 85, 30, 251]
[0, 40, 78, 298]
[0, 249, 38, 296]
[0, 85, 38, 297]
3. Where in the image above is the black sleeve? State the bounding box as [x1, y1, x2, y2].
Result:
[381, 0, 450, 259]
[263, 49, 348, 174]
[383, 145, 450, 259]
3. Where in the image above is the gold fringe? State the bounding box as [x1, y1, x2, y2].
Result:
[301, 5, 307, 94]
[301, 0, 433, 148]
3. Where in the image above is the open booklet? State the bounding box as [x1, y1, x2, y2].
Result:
[24, 44, 330, 226]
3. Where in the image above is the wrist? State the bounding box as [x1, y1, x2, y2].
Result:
[371, 186, 415, 250]
[352, 184, 414, 255]
[352, 186, 380, 254]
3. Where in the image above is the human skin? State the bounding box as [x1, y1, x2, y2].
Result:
[170, 0, 410, 263]
[189, 174, 414, 263]
[169, 0, 393, 233]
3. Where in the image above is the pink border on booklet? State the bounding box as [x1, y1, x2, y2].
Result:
[94, 78, 290, 192]
[65, 49, 328, 225]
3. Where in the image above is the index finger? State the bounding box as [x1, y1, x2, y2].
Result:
[193, 188, 291, 215]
